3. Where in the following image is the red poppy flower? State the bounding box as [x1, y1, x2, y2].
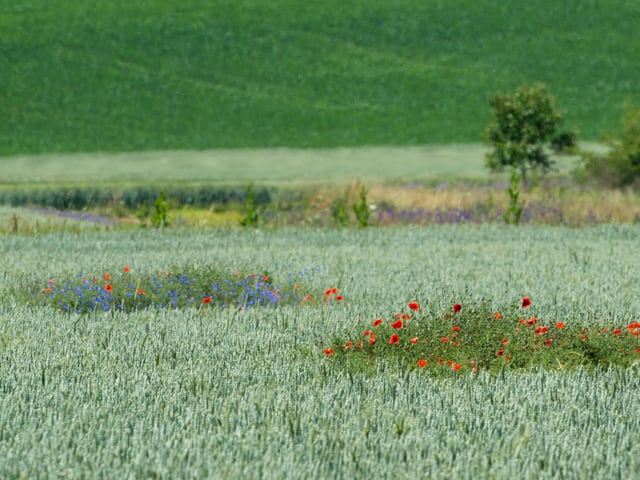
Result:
[43, 287, 52, 294]
[613, 329, 622, 336]
[440, 337, 449, 343]
[324, 288, 332, 297]
[556, 322, 565, 329]
[453, 303, 462, 313]
[391, 320, 403, 329]
[408, 302, 420, 311]
[526, 316, 538, 326]
[373, 318, 383, 327]
[103, 274, 111, 281]
[323, 348, 334, 356]
[135, 288, 146, 295]
[501, 338, 509, 345]
[417, 359, 427, 368]
[389, 334, 400, 345]
[331, 287, 338, 294]
[123, 266, 130, 273]
[410, 337, 418, 344]
[534, 326, 548, 335]
[355, 341, 364, 349]
[369, 334, 376, 345]
[262, 275, 269, 281]
[363, 330, 373, 336]
[493, 312, 502, 319]
[104, 284, 113, 293]
[451, 363, 462, 371]
[452, 325, 461, 332]
[544, 339, 552, 346]
[521, 297, 531, 308]
[496, 349, 505, 357]
[335, 295, 344, 302]
[202, 296, 212, 304]
[342, 341, 353, 350]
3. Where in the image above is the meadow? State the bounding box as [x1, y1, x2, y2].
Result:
[2, 226, 640, 478]
[2, 0, 640, 154]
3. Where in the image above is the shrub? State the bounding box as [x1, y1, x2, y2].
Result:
[329, 187, 350, 227]
[151, 190, 170, 228]
[352, 185, 371, 228]
[578, 106, 640, 189]
[239, 183, 263, 227]
[550, 130, 578, 154]
[485, 83, 563, 181]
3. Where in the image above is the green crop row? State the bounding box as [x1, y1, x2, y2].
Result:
[0, 184, 272, 210]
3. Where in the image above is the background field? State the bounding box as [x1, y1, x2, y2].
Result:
[2, 0, 639, 155]
[2, 226, 640, 478]
[0, 144, 603, 186]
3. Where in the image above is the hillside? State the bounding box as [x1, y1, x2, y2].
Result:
[1, 0, 639, 154]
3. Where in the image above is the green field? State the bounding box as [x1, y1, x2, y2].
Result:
[2, 0, 639, 155]
[2, 226, 640, 478]
[0, 145, 490, 185]
[0, 144, 601, 186]
[0, 144, 575, 186]
[2, 1, 640, 476]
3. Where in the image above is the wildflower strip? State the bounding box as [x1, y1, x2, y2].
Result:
[324, 298, 640, 375]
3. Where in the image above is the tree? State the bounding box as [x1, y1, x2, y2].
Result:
[485, 83, 563, 182]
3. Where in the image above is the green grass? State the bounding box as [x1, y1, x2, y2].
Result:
[0, 144, 595, 185]
[1, 0, 639, 155]
[2, 226, 640, 477]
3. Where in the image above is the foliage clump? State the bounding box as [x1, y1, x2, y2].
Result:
[152, 190, 170, 228]
[240, 183, 264, 227]
[328, 183, 371, 228]
[577, 106, 640, 189]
